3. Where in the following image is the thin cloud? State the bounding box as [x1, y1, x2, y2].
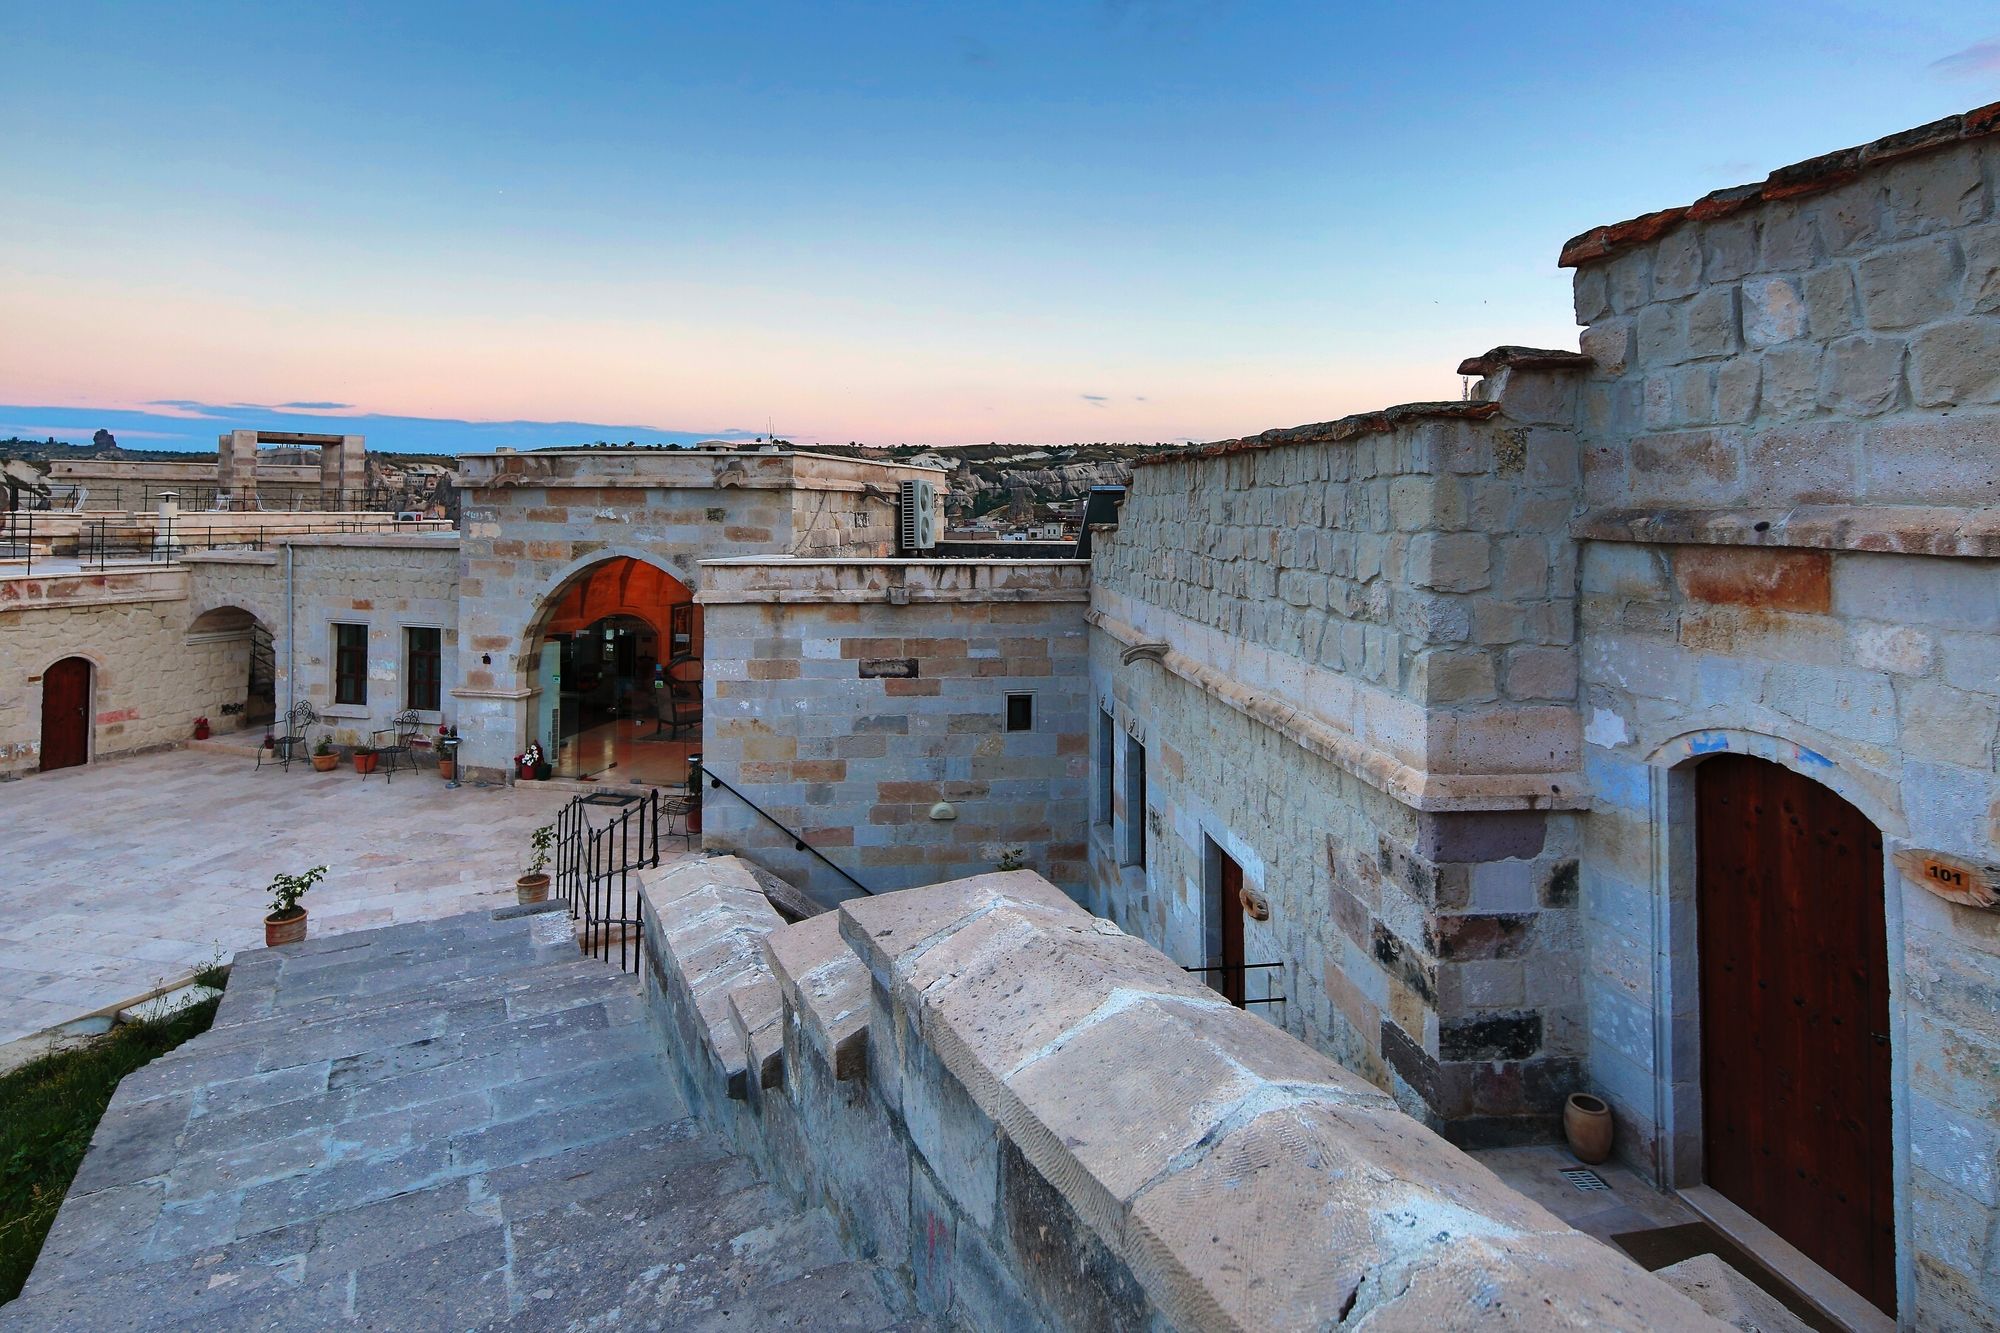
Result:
[1932, 39, 2000, 78]
[277, 401, 353, 410]
[1081, 394, 1110, 405]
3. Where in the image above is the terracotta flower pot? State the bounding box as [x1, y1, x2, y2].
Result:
[438, 758, 456, 781]
[193, 720, 211, 740]
[1564, 1092, 1614, 1164]
[265, 908, 308, 947]
[516, 873, 551, 905]
[353, 751, 378, 775]
[311, 754, 338, 772]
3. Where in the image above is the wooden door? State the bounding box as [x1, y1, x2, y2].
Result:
[1216, 848, 1246, 1008]
[1697, 754, 1895, 1315]
[39, 657, 91, 772]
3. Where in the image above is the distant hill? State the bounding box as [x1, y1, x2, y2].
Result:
[802, 442, 1171, 518]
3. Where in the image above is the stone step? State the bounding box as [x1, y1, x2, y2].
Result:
[116, 982, 225, 1026]
[4, 905, 918, 1331]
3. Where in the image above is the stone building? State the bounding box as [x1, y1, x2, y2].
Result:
[5, 105, 1997, 1330]
[1081, 106, 2000, 1327]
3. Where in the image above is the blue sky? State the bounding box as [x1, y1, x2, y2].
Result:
[3, 2, 1997, 452]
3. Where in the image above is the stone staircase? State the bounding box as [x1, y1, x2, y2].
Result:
[1, 905, 924, 1331]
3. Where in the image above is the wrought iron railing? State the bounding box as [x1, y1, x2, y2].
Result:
[697, 763, 874, 897]
[554, 789, 680, 973]
[1184, 961, 1286, 1008]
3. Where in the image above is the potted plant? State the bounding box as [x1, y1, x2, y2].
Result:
[311, 736, 338, 772]
[436, 725, 460, 782]
[192, 715, 211, 741]
[515, 741, 544, 781]
[517, 824, 556, 904]
[353, 745, 378, 775]
[265, 864, 328, 946]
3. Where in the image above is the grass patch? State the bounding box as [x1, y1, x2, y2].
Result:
[0, 993, 222, 1303]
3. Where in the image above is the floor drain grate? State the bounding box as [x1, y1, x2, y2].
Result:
[581, 792, 641, 807]
[1559, 1168, 1612, 1192]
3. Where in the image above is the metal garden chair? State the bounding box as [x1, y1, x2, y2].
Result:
[260, 701, 319, 772]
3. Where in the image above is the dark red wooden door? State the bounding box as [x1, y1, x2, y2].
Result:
[1697, 754, 1895, 1315]
[1217, 850, 1246, 1008]
[39, 657, 91, 772]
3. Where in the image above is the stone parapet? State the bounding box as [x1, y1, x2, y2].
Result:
[698, 556, 1090, 605]
[638, 864, 1723, 1331]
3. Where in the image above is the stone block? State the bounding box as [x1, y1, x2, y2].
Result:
[1574, 267, 1611, 325]
[1685, 286, 1740, 357]
[1819, 334, 1906, 417]
[1801, 264, 1857, 341]
[1715, 358, 1761, 423]
[1757, 343, 1823, 418]
[764, 913, 872, 1081]
[1740, 276, 1806, 346]
[1965, 222, 2000, 314]
[1673, 546, 1831, 614]
[1909, 318, 2000, 407]
[1579, 318, 1633, 375]
[1608, 249, 1652, 314]
[1858, 236, 1961, 329]
[1504, 645, 1577, 702]
[1743, 419, 1858, 505]
[1898, 678, 1998, 770]
[1850, 623, 1935, 676]
[1832, 553, 2000, 631]
[1652, 228, 1703, 300]
[1636, 302, 1685, 365]
[1627, 429, 1743, 505]
[1863, 415, 2000, 503]
[1702, 218, 1758, 282]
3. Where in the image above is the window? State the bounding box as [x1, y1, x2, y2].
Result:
[1122, 733, 1147, 868]
[332, 623, 368, 705]
[1095, 707, 1114, 825]
[405, 627, 442, 712]
[1006, 693, 1034, 732]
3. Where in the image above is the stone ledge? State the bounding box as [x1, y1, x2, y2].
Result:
[639, 855, 786, 1100]
[764, 913, 871, 1081]
[1574, 505, 2000, 558]
[1090, 601, 1588, 812]
[836, 872, 1721, 1331]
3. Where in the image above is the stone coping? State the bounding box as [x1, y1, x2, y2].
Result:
[457, 448, 944, 492]
[834, 871, 1719, 1330]
[641, 862, 1722, 1330]
[0, 565, 188, 609]
[1560, 101, 2000, 267]
[1574, 505, 2000, 558]
[272, 530, 458, 549]
[1131, 400, 1502, 470]
[1455, 345, 1595, 377]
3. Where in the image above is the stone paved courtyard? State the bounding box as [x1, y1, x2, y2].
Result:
[0, 749, 576, 1046]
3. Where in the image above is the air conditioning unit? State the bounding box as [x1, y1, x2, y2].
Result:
[899, 479, 937, 551]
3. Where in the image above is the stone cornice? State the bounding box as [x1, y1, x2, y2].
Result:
[1089, 596, 1586, 813]
[1573, 505, 2000, 557]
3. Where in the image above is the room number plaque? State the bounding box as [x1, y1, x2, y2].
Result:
[1894, 848, 2000, 909]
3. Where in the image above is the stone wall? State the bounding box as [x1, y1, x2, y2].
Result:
[187, 536, 461, 747]
[1565, 119, 2000, 1325]
[451, 449, 943, 774]
[0, 567, 244, 776]
[637, 859, 1726, 1331]
[697, 558, 1091, 903]
[1086, 379, 1592, 1143]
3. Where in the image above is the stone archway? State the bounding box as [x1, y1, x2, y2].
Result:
[524, 556, 702, 784]
[187, 605, 276, 730]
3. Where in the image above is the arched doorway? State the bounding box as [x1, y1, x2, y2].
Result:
[1696, 753, 1895, 1316]
[39, 656, 92, 772]
[528, 557, 702, 784]
[188, 606, 276, 731]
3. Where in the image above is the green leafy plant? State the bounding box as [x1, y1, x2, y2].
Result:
[525, 825, 556, 878]
[313, 735, 334, 757]
[267, 865, 328, 920]
[996, 847, 1026, 872]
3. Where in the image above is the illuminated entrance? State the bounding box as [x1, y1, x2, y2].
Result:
[530, 557, 702, 784]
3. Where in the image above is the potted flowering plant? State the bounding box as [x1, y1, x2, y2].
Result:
[192, 715, 211, 740]
[265, 864, 328, 946]
[515, 741, 545, 781]
[311, 735, 339, 772]
[517, 824, 556, 904]
[436, 724, 460, 782]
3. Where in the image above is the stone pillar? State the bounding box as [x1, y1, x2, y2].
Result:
[217, 431, 258, 511]
[318, 435, 367, 510]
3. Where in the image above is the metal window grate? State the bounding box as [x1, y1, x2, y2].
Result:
[1559, 1168, 1611, 1192]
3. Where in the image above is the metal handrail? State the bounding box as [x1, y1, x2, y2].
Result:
[554, 789, 666, 974]
[1184, 961, 1287, 1008]
[698, 764, 874, 897]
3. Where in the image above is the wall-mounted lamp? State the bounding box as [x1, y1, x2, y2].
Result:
[481, 654, 492, 665]
[928, 801, 957, 821]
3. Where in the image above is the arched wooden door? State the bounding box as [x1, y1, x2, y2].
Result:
[39, 656, 92, 772]
[1697, 754, 1895, 1315]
